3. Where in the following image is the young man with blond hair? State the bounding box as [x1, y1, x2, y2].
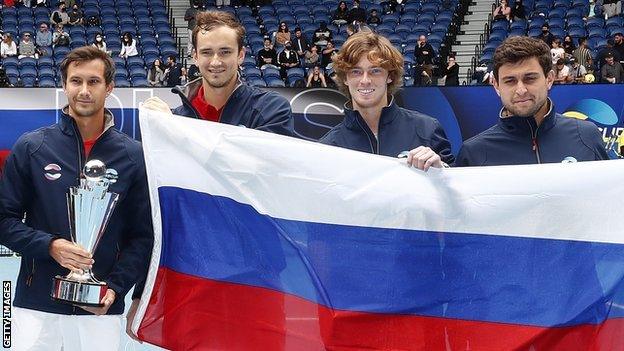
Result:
[320, 31, 454, 170]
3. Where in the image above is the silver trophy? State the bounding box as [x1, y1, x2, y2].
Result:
[51, 160, 120, 306]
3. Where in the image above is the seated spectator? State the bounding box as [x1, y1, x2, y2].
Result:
[304, 45, 321, 68]
[278, 41, 300, 79]
[562, 35, 576, 57]
[601, 53, 624, 83]
[274, 22, 290, 49]
[0, 34, 18, 58]
[332, 1, 349, 26]
[321, 40, 337, 68]
[614, 32, 624, 61]
[36, 22, 53, 48]
[257, 38, 279, 69]
[551, 38, 565, 65]
[292, 27, 309, 58]
[314, 21, 333, 47]
[554, 58, 570, 84]
[568, 58, 588, 83]
[347, 0, 367, 25]
[597, 39, 621, 68]
[306, 65, 327, 87]
[91, 33, 109, 54]
[538, 24, 554, 47]
[119, 32, 138, 59]
[18, 33, 38, 59]
[164, 55, 182, 87]
[512, 0, 526, 20]
[68, 3, 83, 26]
[367, 9, 382, 26]
[180, 67, 188, 85]
[493, 0, 512, 21]
[443, 55, 459, 86]
[52, 23, 70, 47]
[603, 0, 621, 18]
[50, 1, 70, 26]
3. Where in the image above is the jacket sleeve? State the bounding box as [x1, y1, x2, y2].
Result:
[430, 119, 455, 165]
[454, 144, 473, 167]
[579, 121, 610, 160]
[0, 135, 58, 259]
[255, 93, 294, 137]
[104, 153, 154, 298]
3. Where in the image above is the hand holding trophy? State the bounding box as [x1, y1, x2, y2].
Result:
[51, 159, 120, 307]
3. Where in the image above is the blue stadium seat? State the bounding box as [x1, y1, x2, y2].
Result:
[21, 76, 36, 87]
[39, 77, 56, 87]
[127, 56, 145, 70]
[38, 67, 55, 79]
[131, 77, 150, 87]
[586, 17, 605, 29]
[18, 57, 37, 69]
[115, 79, 131, 87]
[247, 78, 267, 87]
[569, 27, 587, 39]
[262, 67, 281, 80]
[266, 77, 285, 87]
[20, 67, 37, 78]
[129, 67, 147, 79]
[38, 56, 54, 69]
[244, 67, 262, 80]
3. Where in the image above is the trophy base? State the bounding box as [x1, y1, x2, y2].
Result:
[51, 275, 107, 307]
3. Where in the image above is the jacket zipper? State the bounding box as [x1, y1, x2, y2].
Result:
[354, 116, 379, 154]
[527, 120, 542, 164]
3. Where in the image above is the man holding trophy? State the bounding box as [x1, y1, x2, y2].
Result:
[0, 46, 153, 350]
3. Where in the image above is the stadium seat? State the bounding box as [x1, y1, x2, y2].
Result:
[266, 77, 285, 87]
[38, 77, 56, 87]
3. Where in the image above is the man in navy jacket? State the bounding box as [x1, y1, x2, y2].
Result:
[320, 31, 454, 170]
[142, 11, 293, 137]
[0, 46, 153, 349]
[455, 36, 608, 166]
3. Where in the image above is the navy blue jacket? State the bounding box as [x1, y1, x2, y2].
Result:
[455, 100, 609, 166]
[0, 109, 153, 315]
[320, 99, 455, 164]
[171, 78, 294, 136]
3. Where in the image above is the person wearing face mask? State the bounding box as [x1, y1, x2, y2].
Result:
[53, 23, 71, 47]
[50, 2, 70, 26]
[538, 24, 554, 47]
[92, 33, 108, 55]
[278, 41, 300, 80]
[68, 3, 83, 26]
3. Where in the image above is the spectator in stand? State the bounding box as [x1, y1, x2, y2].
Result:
[367, 9, 382, 26]
[275, 22, 291, 49]
[180, 67, 188, 85]
[306, 65, 327, 87]
[185, 0, 202, 57]
[381, 0, 405, 14]
[554, 58, 570, 84]
[36, 22, 53, 49]
[603, 0, 621, 18]
[562, 35, 576, 57]
[415, 34, 435, 85]
[551, 38, 565, 65]
[257, 37, 279, 69]
[278, 41, 300, 80]
[304, 44, 320, 68]
[443, 55, 459, 86]
[164, 55, 182, 87]
[50, 1, 70, 26]
[321, 40, 337, 68]
[119, 32, 138, 59]
[613, 32, 624, 61]
[538, 24, 554, 47]
[148, 58, 166, 86]
[348, 0, 367, 25]
[573, 37, 593, 69]
[511, 0, 526, 20]
[493, 0, 512, 22]
[52, 23, 71, 47]
[18, 32, 38, 59]
[597, 39, 621, 67]
[332, 1, 349, 26]
[292, 27, 309, 59]
[67, 3, 83, 26]
[0, 33, 18, 58]
[92, 33, 108, 54]
[601, 53, 624, 83]
[314, 21, 333, 47]
[568, 57, 588, 83]
[590, 0, 605, 18]
[216, 0, 231, 7]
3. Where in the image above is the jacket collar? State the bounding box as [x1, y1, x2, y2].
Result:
[497, 98, 557, 135]
[343, 95, 398, 130]
[172, 75, 244, 119]
[59, 105, 115, 137]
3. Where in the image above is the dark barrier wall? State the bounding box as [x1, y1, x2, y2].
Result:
[1, 85, 623, 170]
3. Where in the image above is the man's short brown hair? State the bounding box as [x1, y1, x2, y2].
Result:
[192, 11, 246, 51]
[493, 36, 552, 81]
[60, 46, 115, 85]
[332, 31, 404, 98]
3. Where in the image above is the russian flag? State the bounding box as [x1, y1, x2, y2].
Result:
[134, 109, 624, 350]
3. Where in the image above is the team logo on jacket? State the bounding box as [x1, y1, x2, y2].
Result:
[44, 163, 62, 180]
